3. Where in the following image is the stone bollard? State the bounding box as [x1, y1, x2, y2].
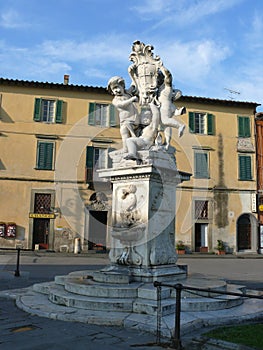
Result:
[74, 238, 81, 254]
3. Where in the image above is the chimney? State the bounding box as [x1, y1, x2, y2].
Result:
[63, 74, 69, 85]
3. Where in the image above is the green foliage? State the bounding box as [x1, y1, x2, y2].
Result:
[216, 239, 225, 251]
[204, 324, 263, 349]
[176, 240, 185, 250]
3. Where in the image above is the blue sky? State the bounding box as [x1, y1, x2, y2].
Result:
[0, 0, 263, 110]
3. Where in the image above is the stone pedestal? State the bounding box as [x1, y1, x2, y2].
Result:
[98, 147, 187, 281]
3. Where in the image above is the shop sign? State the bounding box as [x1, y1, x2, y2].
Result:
[29, 213, 55, 219]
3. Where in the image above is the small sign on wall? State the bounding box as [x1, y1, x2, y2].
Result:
[29, 213, 55, 219]
[251, 193, 257, 213]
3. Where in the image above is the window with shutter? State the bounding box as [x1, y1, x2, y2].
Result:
[33, 98, 63, 123]
[238, 155, 252, 180]
[85, 146, 110, 183]
[189, 112, 215, 135]
[36, 142, 54, 170]
[194, 152, 209, 178]
[88, 102, 116, 127]
[238, 116, 250, 137]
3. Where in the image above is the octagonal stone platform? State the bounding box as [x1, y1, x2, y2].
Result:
[2, 266, 263, 339]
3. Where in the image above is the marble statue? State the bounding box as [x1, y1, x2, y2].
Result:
[108, 40, 186, 156]
[107, 76, 139, 152]
[101, 41, 190, 269]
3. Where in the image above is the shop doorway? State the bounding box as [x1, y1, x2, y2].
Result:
[32, 193, 52, 250]
[195, 223, 208, 252]
[33, 219, 49, 249]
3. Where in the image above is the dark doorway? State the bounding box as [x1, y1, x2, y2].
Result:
[237, 214, 251, 250]
[32, 193, 52, 249]
[33, 218, 49, 249]
[195, 223, 208, 252]
[88, 211, 107, 248]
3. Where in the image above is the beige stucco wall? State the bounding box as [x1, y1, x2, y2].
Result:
[174, 101, 257, 253]
[0, 82, 259, 252]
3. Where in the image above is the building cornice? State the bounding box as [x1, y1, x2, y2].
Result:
[0, 77, 260, 109]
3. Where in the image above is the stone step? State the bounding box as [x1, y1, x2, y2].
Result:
[33, 281, 56, 295]
[92, 270, 131, 284]
[181, 295, 243, 311]
[171, 277, 228, 298]
[133, 298, 176, 316]
[16, 291, 132, 328]
[64, 278, 143, 298]
[48, 284, 134, 312]
[134, 294, 243, 315]
[138, 284, 171, 300]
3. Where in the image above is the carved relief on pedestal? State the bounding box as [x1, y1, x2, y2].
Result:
[111, 183, 147, 266]
[87, 192, 109, 211]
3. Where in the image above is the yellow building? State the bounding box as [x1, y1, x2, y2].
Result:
[174, 96, 260, 254]
[0, 77, 260, 254]
[0, 77, 120, 252]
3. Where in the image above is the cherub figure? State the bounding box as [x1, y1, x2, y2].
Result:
[157, 62, 186, 149]
[124, 102, 160, 160]
[107, 76, 139, 152]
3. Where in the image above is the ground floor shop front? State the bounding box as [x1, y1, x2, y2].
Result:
[0, 180, 262, 254]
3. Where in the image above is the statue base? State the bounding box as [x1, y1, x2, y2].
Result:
[98, 148, 186, 268]
[99, 263, 187, 283]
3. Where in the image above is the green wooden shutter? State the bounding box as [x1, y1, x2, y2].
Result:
[33, 98, 42, 121]
[45, 143, 54, 170]
[244, 117, 250, 137]
[189, 112, 195, 133]
[239, 155, 252, 180]
[238, 116, 244, 137]
[238, 116, 250, 137]
[86, 146, 94, 182]
[55, 100, 63, 123]
[37, 142, 54, 170]
[107, 147, 114, 168]
[207, 114, 215, 135]
[88, 103, 96, 125]
[109, 104, 116, 126]
[195, 152, 209, 178]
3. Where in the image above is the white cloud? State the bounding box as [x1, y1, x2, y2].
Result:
[179, 0, 243, 24]
[0, 40, 71, 81]
[131, 0, 173, 16]
[0, 34, 132, 83]
[0, 9, 29, 29]
[245, 12, 263, 50]
[132, 0, 244, 29]
[156, 39, 231, 86]
[39, 34, 130, 64]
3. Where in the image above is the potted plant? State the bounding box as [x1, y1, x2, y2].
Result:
[176, 240, 186, 255]
[216, 239, 226, 255]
